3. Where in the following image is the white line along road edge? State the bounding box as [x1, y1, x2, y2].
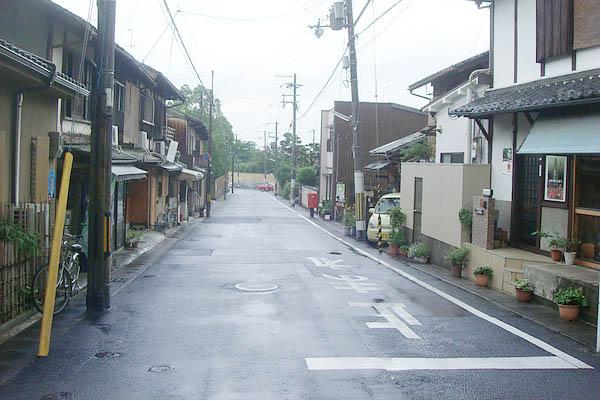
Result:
[272, 197, 593, 370]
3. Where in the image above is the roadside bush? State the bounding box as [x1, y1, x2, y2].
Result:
[281, 181, 291, 199]
[296, 165, 317, 187]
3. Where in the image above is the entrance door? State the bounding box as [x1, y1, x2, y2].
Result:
[573, 155, 600, 268]
[512, 155, 541, 249]
[413, 178, 422, 242]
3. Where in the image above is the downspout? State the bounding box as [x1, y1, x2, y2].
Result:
[467, 67, 490, 164]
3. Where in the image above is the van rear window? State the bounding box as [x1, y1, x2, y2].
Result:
[375, 198, 400, 214]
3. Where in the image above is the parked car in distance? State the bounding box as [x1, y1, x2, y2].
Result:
[257, 183, 274, 191]
[366, 193, 402, 244]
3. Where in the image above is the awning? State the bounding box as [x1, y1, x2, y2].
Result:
[111, 165, 147, 181]
[517, 112, 600, 154]
[180, 168, 204, 181]
[369, 132, 426, 156]
[160, 161, 183, 173]
[364, 160, 392, 170]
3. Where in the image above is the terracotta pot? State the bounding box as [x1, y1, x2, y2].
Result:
[451, 264, 462, 278]
[580, 243, 595, 259]
[475, 274, 490, 287]
[558, 304, 580, 321]
[515, 289, 533, 302]
[388, 244, 399, 256]
[550, 249, 563, 262]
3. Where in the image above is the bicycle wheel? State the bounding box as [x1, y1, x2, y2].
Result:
[32, 264, 72, 315]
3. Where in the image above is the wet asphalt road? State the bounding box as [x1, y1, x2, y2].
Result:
[0, 189, 599, 399]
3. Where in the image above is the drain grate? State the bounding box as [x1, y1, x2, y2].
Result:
[94, 351, 121, 358]
[148, 364, 174, 373]
[41, 392, 72, 400]
[234, 282, 278, 292]
[110, 277, 128, 283]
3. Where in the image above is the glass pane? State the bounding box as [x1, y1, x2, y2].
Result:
[576, 156, 600, 210]
[576, 214, 600, 263]
[375, 198, 399, 214]
[514, 155, 539, 247]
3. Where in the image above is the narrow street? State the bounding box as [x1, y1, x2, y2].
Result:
[0, 189, 599, 399]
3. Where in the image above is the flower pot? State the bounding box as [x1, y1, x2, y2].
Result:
[451, 264, 462, 278]
[563, 251, 576, 265]
[474, 274, 490, 287]
[558, 304, 580, 321]
[343, 226, 351, 236]
[414, 256, 428, 264]
[398, 250, 407, 257]
[515, 289, 533, 302]
[580, 242, 595, 259]
[388, 244, 399, 256]
[324, 214, 331, 221]
[550, 249, 563, 262]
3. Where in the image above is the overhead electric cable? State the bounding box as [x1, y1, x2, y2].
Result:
[142, 15, 177, 62]
[355, 0, 405, 38]
[178, 0, 327, 22]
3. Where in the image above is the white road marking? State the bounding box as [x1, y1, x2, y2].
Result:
[305, 356, 580, 371]
[307, 257, 350, 270]
[272, 197, 593, 370]
[322, 274, 382, 293]
[350, 302, 422, 339]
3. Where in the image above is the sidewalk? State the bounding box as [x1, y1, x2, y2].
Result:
[308, 211, 598, 351]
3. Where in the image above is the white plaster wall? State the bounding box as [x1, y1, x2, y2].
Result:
[545, 55, 573, 77]
[493, 0, 515, 88]
[516, 0, 539, 84]
[491, 115, 513, 202]
[576, 46, 600, 71]
[435, 105, 469, 163]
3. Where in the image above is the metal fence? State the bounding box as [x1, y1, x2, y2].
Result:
[0, 203, 52, 325]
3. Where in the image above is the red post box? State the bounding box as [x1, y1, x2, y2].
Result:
[307, 192, 318, 209]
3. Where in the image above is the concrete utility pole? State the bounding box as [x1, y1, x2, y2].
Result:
[310, 0, 365, 239]
[231, 134, 235, 194]
[263, 130, 267, 181]
[87, 0, 116, 312]
[279, 74, 300, 206]
[274, 121, 278, 196]
[205, 70, 214, 217]
[223, 136, 227, 201]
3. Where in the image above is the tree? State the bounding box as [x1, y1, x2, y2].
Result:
[296, 166, 317, 187]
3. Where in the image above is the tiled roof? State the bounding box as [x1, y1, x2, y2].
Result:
[0, 38, 88, 95]
[451, 69, 600, 117]
[408, 51, 489, 91]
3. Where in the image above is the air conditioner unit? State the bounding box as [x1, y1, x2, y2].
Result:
[166, 140, 178, 162]
[138, 131, 148, 149]
[48, 131, 63, 159]
[112, 125, 119, 146]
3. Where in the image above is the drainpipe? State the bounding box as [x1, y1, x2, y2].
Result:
[467, 68, 490, 164]
[12, 92, 24, 206]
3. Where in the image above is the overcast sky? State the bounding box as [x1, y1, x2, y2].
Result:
[54, 0, 489, 145]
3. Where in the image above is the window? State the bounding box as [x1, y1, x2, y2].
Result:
[440, 152, 464, 163]
[114, 81, 125, 112]
[141, 92, 155, 124]
[82, 62, 93, 120]
[536, 0, 573, 62]
[573, 156, 600, 265]
[62, 49, 75, 117]
[375, 197, 400, 214]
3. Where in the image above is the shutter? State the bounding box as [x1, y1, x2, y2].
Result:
[536, 0, 574, 62]
[574, 0, 600, 49]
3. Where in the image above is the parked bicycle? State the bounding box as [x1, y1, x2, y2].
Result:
[156, 207, 178, 232]
[31, 233, 83, 315]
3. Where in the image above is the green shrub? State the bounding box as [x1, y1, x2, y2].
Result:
[343, 206, 355, 227]
[554, 287, 589, 306]
[0, 220, 40, 258]
[126, 229, 143, 242]
[296, 166, 317, 187]
[399, 245, 410, 254]
[458, 208, 472, 229]
[473, 266, 493, 278]
[281, 181, 291, 199]
[389, 230, 406, 247]
[388, 207, 406, 230]
[445, 245, 470, 267]
[409, 242, 430, 258]
[512, 279, 533, 292]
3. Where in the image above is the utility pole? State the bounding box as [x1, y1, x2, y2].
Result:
[279, 74, 300, 206]
[274, 121, 278, 196]
[310, 1, 365, 239]
[87, 0, 116, 312]
[205, 70, 213, 217]
[223, 135, 227, 201]
[231, 134, 235, 194]
[264, 130, 267, 181]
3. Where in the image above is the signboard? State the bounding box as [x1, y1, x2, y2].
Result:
[47, 168, 56, 200]
[544, 155, 567, 202]
[336, 182, 345, 203]
[502, 147, 512, 175]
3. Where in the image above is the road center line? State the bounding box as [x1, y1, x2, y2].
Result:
[273, 197, 593, 369]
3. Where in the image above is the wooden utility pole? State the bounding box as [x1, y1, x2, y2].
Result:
[87, 0, 116, 312]
[205, 70, 213, 217]
[274, 121, 278, 196]
[290, 73, 298, 207]
[231, 134, 235, 194]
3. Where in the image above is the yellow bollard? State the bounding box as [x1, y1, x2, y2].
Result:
[38, 152, 73, 357]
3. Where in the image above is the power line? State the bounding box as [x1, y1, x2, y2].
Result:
[142, 16, 176, 62]
[355, 0, 405, 38]
[160, 0, 205, 87]
[178, 0, 328, 22]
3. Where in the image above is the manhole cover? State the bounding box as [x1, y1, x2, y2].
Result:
[41, 392, 72, 400]
[148, 364, 174, 373]
[94, 351, 121, 358]
[234, 282, 278, 292]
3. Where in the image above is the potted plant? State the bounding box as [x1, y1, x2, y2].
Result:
[531, 231, 565, 262]
[444, 245, 470, 278]
[398, 245, 410, 257]
[553, 287, 589, 321]
[562, 238, 580, 265]
[458, 208, 472, 241]
[388, 230, 405, 256]
[322, 200, 332, 221]
[473, 266, 493, 287]
[409, 242, 430, 263]
[126, 228, 143, 249]
[512, 279, 534, 302]
[389, 207, 406, 230]
[342, 207, 354, 236]
[579, 234, 596, 259]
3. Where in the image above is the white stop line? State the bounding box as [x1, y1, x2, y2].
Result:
[272, 197, 593, 371]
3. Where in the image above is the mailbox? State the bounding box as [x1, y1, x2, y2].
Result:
[307, 192, 319, 209]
